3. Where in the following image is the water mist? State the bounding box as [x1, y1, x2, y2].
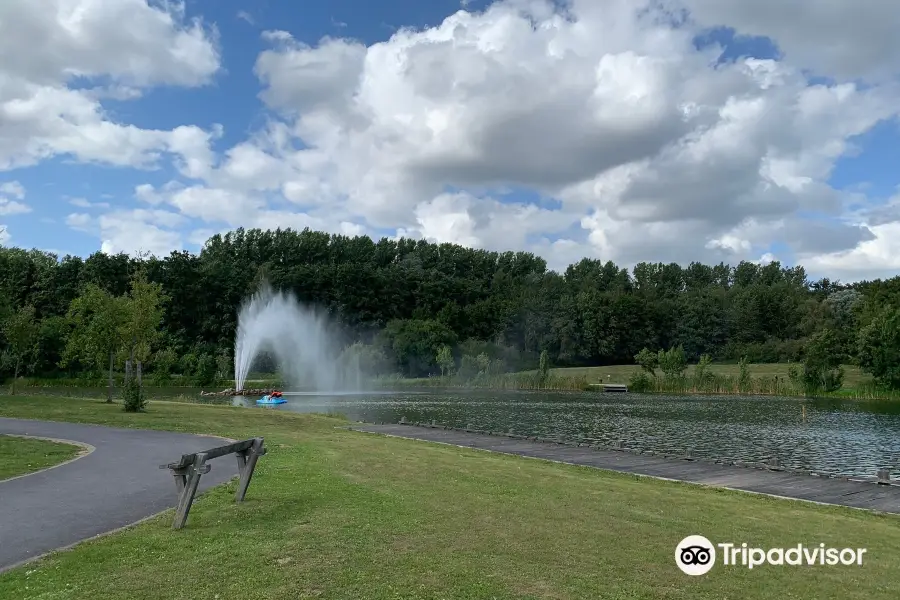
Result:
[233, 282, 360, 393]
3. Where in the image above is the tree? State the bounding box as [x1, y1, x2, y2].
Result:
[4, 305, 38, 394]
[789, 328, 844, 396]
[61, 284, 128, 402]
[634, 348, 658, 373]
[856, 307, 900, 390]
[658, 345, 688, 379]
[121, 267, 168, 386]
[436, 345, 454, 377]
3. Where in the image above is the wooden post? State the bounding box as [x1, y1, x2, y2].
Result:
[171, 466, 188, 495]
[235, 437, 265, 502]
[173, 452, 210, 530]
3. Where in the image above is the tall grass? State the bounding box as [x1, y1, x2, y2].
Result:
[374, 371, 591, 391]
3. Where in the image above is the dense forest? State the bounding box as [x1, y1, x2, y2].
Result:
[1, 227, 899, 393]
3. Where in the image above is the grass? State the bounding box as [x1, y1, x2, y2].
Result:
[380, 362, 900, 399]
[551, 363, 872, 387]
[0, 434, 82, 480]
[0, 395, 899, 599]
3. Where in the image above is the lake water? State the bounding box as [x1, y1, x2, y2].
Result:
[33, 386, 900, 478]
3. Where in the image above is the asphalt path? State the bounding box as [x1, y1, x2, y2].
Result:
[0, 418, 238, 573]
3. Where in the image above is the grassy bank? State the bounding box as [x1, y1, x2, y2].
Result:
[0, 434, 82, 480]
[1, 395, 899, 599]
[380, 363, 900, 400]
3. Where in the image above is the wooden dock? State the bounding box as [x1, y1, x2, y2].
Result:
[349, 423, 900, 514]
[588, 383, 628, 392]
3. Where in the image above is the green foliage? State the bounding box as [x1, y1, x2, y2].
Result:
[0, 227, 898, 393]
[538, 349, 550, 385]
[4, 305, 38, 368]
[436, 345, 454, 376]
[634, 348, 658, 373]
[856, 306, 900, 390]
[121, 374, 146, 412]
[215, 349, 233, 382]
[694, 354, 714, 389]
[788, 328, 845, 396]
[378, 318, 457, 377]
[194, 353, 217, 387]
[738, 357, 751, 392]
[628, 370, 653, 392]
[340, 342, 390, 376]
[120, 267, 168, 364]
[657, 346, 687, 378]
[151, 347, 178, 385]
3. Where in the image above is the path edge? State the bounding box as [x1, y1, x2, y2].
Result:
[348, 426, 897, 517]
[0, 434, 95, 484]
[0, 474, 241, 576]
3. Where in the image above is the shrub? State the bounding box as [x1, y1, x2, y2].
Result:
[121, 376, 146, 412]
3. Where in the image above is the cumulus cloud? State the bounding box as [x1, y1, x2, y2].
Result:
[679, 0, 900, 83]
[0, 0, 220, 171]
[67, 208, 185, 256]
[179, 0, 891, 274]
[12, 0, 898, 278]
[0, 180, 31, 216]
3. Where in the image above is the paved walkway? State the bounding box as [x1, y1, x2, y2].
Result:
[350, 423, 900, 514]
[0, 418, 238, 573]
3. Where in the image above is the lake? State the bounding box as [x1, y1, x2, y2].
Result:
[33, 386, 900, 478]
[223, 388, 900, 478]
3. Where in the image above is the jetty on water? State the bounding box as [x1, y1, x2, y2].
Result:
[349, 422, 900, 514]
[588, 383, 629, 392]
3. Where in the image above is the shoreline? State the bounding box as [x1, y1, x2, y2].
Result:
[349, 422, 900, 513]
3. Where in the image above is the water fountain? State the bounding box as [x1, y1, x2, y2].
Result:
[230, 281, 361, 396]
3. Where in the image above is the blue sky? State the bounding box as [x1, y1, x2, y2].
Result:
[2, 0, 899, 279]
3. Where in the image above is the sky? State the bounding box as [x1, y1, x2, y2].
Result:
[1, 0, 899, 282]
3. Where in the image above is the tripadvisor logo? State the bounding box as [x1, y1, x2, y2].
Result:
[675, 535, 867, 575]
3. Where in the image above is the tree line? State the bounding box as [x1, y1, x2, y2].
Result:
[0, 226, 899, 395]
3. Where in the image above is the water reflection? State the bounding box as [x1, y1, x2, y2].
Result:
[239, 389, 900, 477]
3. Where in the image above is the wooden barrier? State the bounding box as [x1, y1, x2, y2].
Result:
[159, 437, 267, 529]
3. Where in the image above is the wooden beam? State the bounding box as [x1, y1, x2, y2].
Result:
[159, 437, 267, 529]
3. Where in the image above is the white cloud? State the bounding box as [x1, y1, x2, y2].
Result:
[0, 181, 25, 199]
[0, 180, 30, 216]
[68, 197, 110, 209]
[0, 0, 221, 171]
[679, 0, 900, 83]
[10, 0, 897, 280]
[188, 0, 893, 275]
[68, 209, 185, 257]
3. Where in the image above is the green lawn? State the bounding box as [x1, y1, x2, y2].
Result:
[0, 434, 83, 480]
[554, 363, 872, 387]
[0, 395, 898, 599]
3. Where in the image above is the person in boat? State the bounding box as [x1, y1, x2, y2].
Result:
[270, 390, 283, 398]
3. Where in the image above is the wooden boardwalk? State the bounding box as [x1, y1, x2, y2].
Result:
[349, 423, 900, 514]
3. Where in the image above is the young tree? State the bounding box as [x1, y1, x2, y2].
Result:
[121, 267, 168, 386]
[634, 348, 658, 374]
[436, 345, 454, 377]
[4, 305, 38, 394]
[61, 284, 128, 403]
